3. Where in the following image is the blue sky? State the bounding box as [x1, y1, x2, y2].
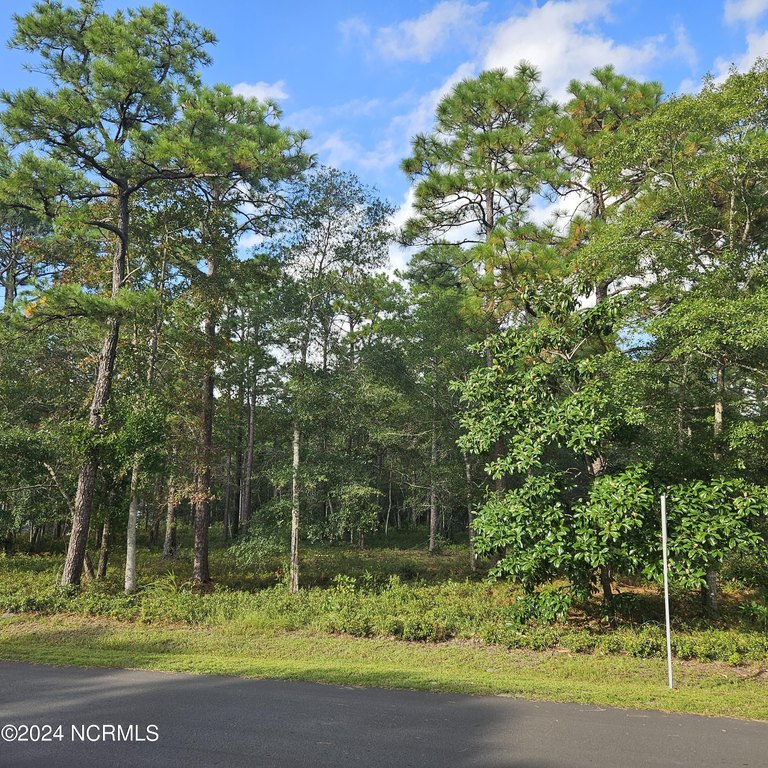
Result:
[1, 0, 767, 265]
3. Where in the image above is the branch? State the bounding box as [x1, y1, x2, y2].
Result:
[43, 462, 74, 515]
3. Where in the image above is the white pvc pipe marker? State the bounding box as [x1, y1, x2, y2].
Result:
[661, 494, 674, 689]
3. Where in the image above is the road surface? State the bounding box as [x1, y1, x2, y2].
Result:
[0, 661, 764, 767]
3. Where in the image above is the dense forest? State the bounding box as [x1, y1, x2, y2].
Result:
[1, 0, 767, 628]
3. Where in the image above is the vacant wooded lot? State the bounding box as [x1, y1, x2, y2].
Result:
[0, 1, 766, 720]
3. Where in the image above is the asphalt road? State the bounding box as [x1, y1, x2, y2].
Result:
[0, 661, 765, 768]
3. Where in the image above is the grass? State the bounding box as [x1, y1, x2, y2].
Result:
[1, 613, 767, 720]
[1, 531, 767, 721]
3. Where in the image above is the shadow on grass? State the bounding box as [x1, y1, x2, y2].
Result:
[1, 644, 766, 768]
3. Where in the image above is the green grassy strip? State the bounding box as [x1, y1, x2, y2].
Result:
[1, 614, 766, 721]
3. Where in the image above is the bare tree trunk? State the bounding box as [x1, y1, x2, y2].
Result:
[97, 518, 111, 579]
[223, 450, 232, 543]
[702, 363, 726, 617]
[599, 564, 613, 604]
[192, 234, 217, 586]
[239, 379, 257, 530]
[83, 551, 95, 581]
[484, 348, 508, 494]
[464, 453, 476, 572]
[429, 416, 438, 554]
[590, 272, 614, 605]
[149, 502, 161, 546]
[587, 453, 614, 607]
[61, 193, 128, 586]
[384, 472, 392, 537]
[713, 365, 724, 449]
[676, 357, 689, 448]
[193, 345, 214, 585]
[124, 459, 140, 594]
[289, 420, 300, 593]
[163, 484, 178, 559]
[231, 384, 244, 539]
[125, 256, 164, 579]
[3, 251, 17, 312]
[61, 319, 120, 586]
[702, 570, 718, 617]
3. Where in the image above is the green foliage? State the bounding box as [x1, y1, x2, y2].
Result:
[1, 550, 767, 665]
[229, 524, 287, 571]
[474, 478, 573, 591]
[658, 479, 768, 590]
[572, 466, 658, 575]
[402, 64, 558, 248]
[1, 0, 767, 635]
[739, 601, 768, 632]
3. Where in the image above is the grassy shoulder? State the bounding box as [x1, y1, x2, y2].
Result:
[1, 538, 766, 721]
[1, 613, 766, 721]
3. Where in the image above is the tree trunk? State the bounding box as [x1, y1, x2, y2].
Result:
[83, 551, 95, 581]
[3, 256, 16, 312]
[676, 357, 689, 448]
[713, 364, 724, 453]
[193, 348, 214, 585]
[701, 571, 718, 617]
[61, 318, 121, 586]
[97, 518, 111, 579]
[429, 417, 438, 554]
[163, 484, 178, 559]
[239, 378, 257, 530]
[289, 420, 300, 593]
[588, 454, 614, 607]
[464, 453, 476, 572]
[599, 564, 613, 606]
[61, 193, 127, 586]
[192, 238, 217, 586]
[149, 504, 161, 547]
[384, 472, 392, 537]
[124, 459, 140, 594]
[223, 450, 232, 543]
[703, 364, 726, 617]
[484, 347, 508, 494]
[231, 384, 244, 539]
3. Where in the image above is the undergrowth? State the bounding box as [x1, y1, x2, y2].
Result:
[1, 552, 766, 666]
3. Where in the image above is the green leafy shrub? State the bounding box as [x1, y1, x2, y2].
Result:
[560, 630, 597, 653]
[619, 626, 665, 657]
[740, 600, 768, 631]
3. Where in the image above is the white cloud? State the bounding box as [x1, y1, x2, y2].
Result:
[287, 98, 386, 133]
[672, 23, 699, 72]
[388, 187, 418, 274]
[714, 1, 768, 80]
[339, 17, 370, 46]
[372, 1, 487, 63]
[236, 231, 265, 255]
[313, 63, 476, 176]
[676, 77, 699, 94]
[724, 0, 768, 25]
[390, 62, 476, 144]
[482, 0, 667, 102]
[320, 2, 700, 180]
[317, 132, 400, 172]
[714, 29, 768, 77]
[232, 80, 289, 102]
